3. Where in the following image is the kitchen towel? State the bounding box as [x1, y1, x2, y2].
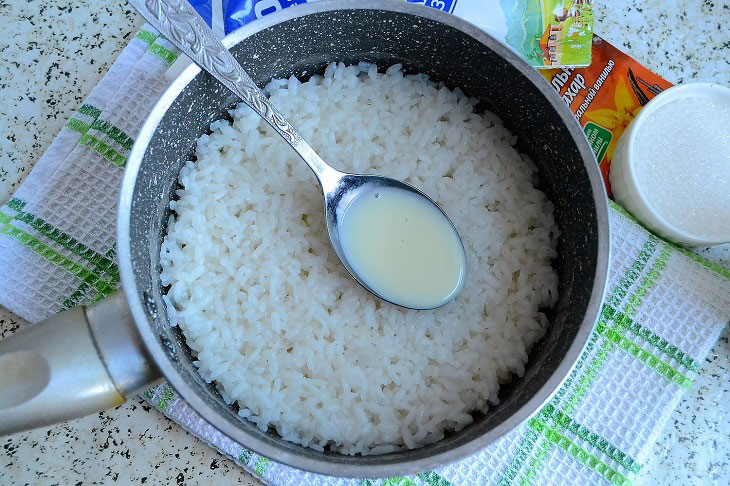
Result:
[1, 22, 730, 486]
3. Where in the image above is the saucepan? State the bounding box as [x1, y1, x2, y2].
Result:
[0, 0, 609, 477]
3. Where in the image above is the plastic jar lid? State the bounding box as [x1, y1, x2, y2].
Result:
[609, 82, 730, 247]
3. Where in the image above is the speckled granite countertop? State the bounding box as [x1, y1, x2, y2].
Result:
[1, 0, 728, 484]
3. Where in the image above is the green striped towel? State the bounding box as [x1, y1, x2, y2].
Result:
[1, 25, 729, 486]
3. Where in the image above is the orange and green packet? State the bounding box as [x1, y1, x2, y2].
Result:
[540, 35, 674, 197]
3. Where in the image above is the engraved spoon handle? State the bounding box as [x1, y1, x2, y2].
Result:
[128, 0, 342, 189]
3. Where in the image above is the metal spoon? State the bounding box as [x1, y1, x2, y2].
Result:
[129, 0, 466, 309]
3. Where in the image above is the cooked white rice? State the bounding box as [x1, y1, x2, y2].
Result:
[160, 62, 559, 455]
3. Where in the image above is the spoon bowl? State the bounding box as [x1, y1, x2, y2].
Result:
[325, 174, 467, 310]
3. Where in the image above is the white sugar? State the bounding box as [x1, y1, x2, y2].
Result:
[634, 97, 730, 239]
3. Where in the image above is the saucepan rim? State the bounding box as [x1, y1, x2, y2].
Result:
[118, 0, 610, 477]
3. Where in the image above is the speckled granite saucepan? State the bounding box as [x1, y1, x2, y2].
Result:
[0, 0, 609, 477]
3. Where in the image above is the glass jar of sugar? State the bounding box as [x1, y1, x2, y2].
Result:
[610, 83, 730, 246]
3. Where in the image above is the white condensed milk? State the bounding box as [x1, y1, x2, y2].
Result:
[339, 186, 466, 309]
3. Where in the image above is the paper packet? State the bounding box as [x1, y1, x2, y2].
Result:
[540, 35, 674, 196]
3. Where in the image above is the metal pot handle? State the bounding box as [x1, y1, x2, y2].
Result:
[0, 293, 161, 435]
